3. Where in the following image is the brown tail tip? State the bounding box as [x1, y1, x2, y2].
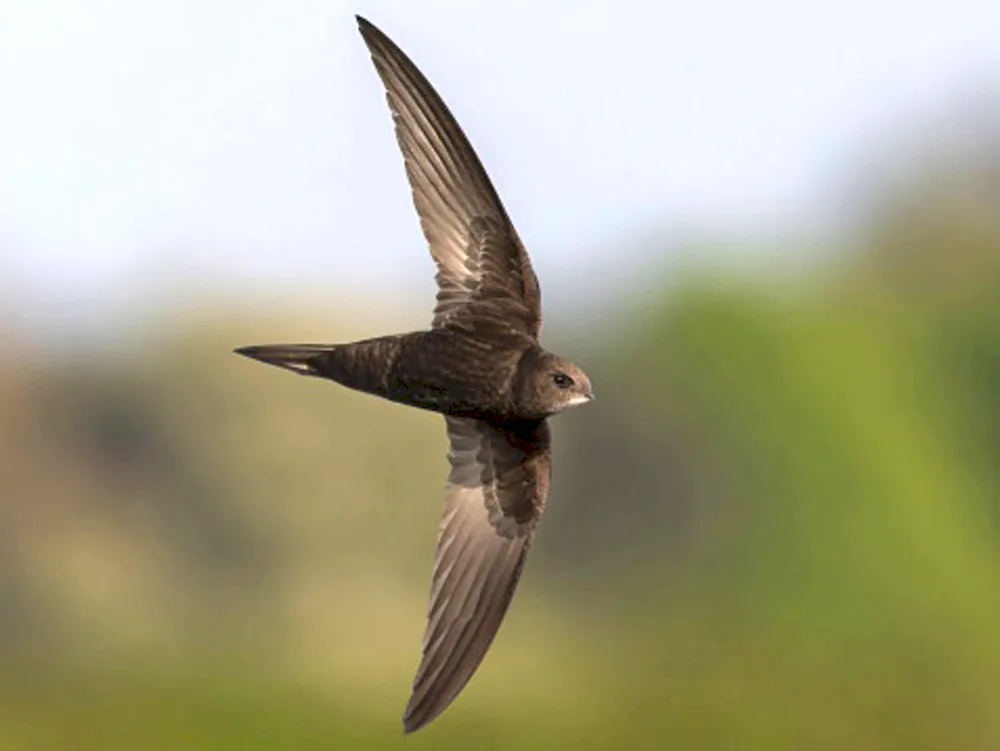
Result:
[234, 343, 335, 377]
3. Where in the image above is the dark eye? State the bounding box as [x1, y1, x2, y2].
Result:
[552, 372, 574, 389]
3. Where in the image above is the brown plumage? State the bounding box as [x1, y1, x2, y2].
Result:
[235, 15, 593, 733]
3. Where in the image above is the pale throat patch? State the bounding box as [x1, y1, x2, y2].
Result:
[564, 393, 593, 408]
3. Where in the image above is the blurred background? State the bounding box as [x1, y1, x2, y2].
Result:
[3, 1, 1000, 748]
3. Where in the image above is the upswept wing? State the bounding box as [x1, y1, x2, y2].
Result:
[357, 16, 542, 339]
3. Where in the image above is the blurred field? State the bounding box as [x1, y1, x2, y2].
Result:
[4, 72, 1000, 751]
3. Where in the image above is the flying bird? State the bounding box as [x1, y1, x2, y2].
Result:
[236, 15, 594, 733]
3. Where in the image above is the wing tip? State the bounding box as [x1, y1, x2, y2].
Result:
[355, 15, 379, 47]
[402, 689, 457, 734]
[355, 14, 387, 48]
[401, 709, 431, 735]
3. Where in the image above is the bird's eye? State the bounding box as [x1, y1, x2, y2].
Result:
[552, 372, 574, 389]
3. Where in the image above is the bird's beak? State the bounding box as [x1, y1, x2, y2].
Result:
[566, 391, 595, 408]
[234, 343, 333, 377]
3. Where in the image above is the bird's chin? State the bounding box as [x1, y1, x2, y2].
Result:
[557, 394, 594, 412]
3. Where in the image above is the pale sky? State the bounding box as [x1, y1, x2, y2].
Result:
[2, 0, 999, 338]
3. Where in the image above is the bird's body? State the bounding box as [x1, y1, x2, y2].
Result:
[247, 330, 584, 422]
[236, 15, 593, 733]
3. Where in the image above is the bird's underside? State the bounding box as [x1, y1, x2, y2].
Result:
[238, 329, 532, 420]
[234, 15, 596, 734]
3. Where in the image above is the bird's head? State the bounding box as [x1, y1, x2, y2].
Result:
[515, 349, 594, 418]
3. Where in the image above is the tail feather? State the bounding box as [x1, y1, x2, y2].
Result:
[234, 343, 336, 377]
[236, 336, 410, 402]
